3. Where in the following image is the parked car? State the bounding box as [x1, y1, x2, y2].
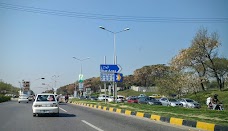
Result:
[138, 94, 146, 98]
[179, 98, 201, 108]
[116, 95, 125, 103]
[107, 95, 125, 103]
[127, 97, 138, 103]
[32, 93, 59, 117]
[107, 96, 114, 102]
[138, 97, 150, 104]
[18, 94, 29, 103]
[97, 94, 109, 101]
[90, 96, 98, 101]
[149, 94, 162, 99]
[138, 97, 162, 105]
[159, 97, 182, 107]
[147, 97, 162, 105]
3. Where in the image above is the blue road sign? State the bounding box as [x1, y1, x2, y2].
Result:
[100, 64, 122, 73]
[114, 73, 123, 82]
[100, 72, 114, 82]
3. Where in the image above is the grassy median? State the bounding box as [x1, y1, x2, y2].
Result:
[70, 98, 228, 126]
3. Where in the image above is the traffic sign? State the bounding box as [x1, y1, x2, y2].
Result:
[114, 73, 123, 82]
[100, 72, 114, 82]
[79, 83, 84, 91]
[100, 64, 122, 73]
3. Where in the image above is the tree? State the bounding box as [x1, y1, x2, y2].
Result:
[119, 75, 134, 89]
[171, 47, 207, 91]
[156, 69, 184, 97]
[171, 27, 222, 91]
[192, 27, 222, 90]
[207, 58, 228, 90]
[133, 66, 152, 87]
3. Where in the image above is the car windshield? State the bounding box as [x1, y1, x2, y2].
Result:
[185, 99, 194, 102]
[36, 95, 56, 102]
[149, 97, 156, 100]
[131, 98, 137, 100]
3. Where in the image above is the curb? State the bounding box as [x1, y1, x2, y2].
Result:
[72, 102, 228, 131]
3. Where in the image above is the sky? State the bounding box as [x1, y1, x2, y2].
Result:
[0, 0, 228, 94]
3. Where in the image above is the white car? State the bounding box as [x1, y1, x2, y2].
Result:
[32, 93, 59, 117]
[107, 95, 124, 103]
[18, 94, 29, 103]
[97, 94, 109, 101]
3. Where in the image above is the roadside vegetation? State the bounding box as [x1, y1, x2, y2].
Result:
[0, 94, 11, 103]
[0, 81, 20, 103]
[59, 27, 228, 126]
[70, 89, 228, 126]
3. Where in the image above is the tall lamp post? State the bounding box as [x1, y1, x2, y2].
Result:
[99, 26, 130, 102]
[52, 75, 59, 94]
[73, 57, 90, 97]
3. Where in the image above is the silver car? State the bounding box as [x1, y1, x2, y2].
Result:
[159, 97, 182, 107]
[179, 98, 201, 108]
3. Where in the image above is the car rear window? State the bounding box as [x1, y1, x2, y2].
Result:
[36, 95, 56, 101]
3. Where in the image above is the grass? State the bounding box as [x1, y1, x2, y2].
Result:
[70, 89, 228, 126]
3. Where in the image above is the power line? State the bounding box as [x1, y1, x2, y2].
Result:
[0, 2, 228, 23]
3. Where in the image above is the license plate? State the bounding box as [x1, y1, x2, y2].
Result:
[41, 110, 50, 113]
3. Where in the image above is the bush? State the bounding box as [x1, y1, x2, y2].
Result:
[0, 95, 11, 103]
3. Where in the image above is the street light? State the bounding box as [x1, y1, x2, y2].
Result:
[73, 57, 90, 97]
[99, 26, 130, 64]
[99, 26, 130, 102]
[52, 75, 59, 94]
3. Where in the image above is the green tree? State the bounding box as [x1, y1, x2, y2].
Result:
[133, 66, 152, 87]
[171, 27, 221, 91]
[207, 57, 228, 90]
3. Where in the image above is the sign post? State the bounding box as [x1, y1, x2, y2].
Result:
[100, 64, 123, 102]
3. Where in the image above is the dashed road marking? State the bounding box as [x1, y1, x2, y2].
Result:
[81, 120, 104, 131]
[59, 107, 67, 112]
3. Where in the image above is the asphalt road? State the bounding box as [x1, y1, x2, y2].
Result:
[0, 100, 202, 131]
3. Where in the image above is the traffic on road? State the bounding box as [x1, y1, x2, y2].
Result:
[0, 97, 201, 131]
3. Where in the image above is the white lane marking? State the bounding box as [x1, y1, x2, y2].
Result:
[81, 120, 104, 131]
[59, 107, 67, 112]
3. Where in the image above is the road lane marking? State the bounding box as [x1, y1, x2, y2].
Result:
[59, 107, 67, 112]
[81, 120, 104, 131]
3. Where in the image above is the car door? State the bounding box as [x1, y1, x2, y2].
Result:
[160, 98, 168, 106]
[180, 99, 187, 107]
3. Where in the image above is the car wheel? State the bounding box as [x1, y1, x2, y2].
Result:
[18, 102, 20, 103]
[27, 102, 28, 103]
[33, 113, 36, 117]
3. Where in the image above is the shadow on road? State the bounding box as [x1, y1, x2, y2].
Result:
[36, 113, 76, 117]
[59, 113, 76, 117]
[59, 103, 67, 105]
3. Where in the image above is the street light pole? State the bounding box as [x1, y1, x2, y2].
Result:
[99, 26, 130, 102]
[52, 75, 59, 94]
[73, 57, 90, 97]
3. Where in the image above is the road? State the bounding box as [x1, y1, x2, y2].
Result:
[0, 100, 201, 131]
